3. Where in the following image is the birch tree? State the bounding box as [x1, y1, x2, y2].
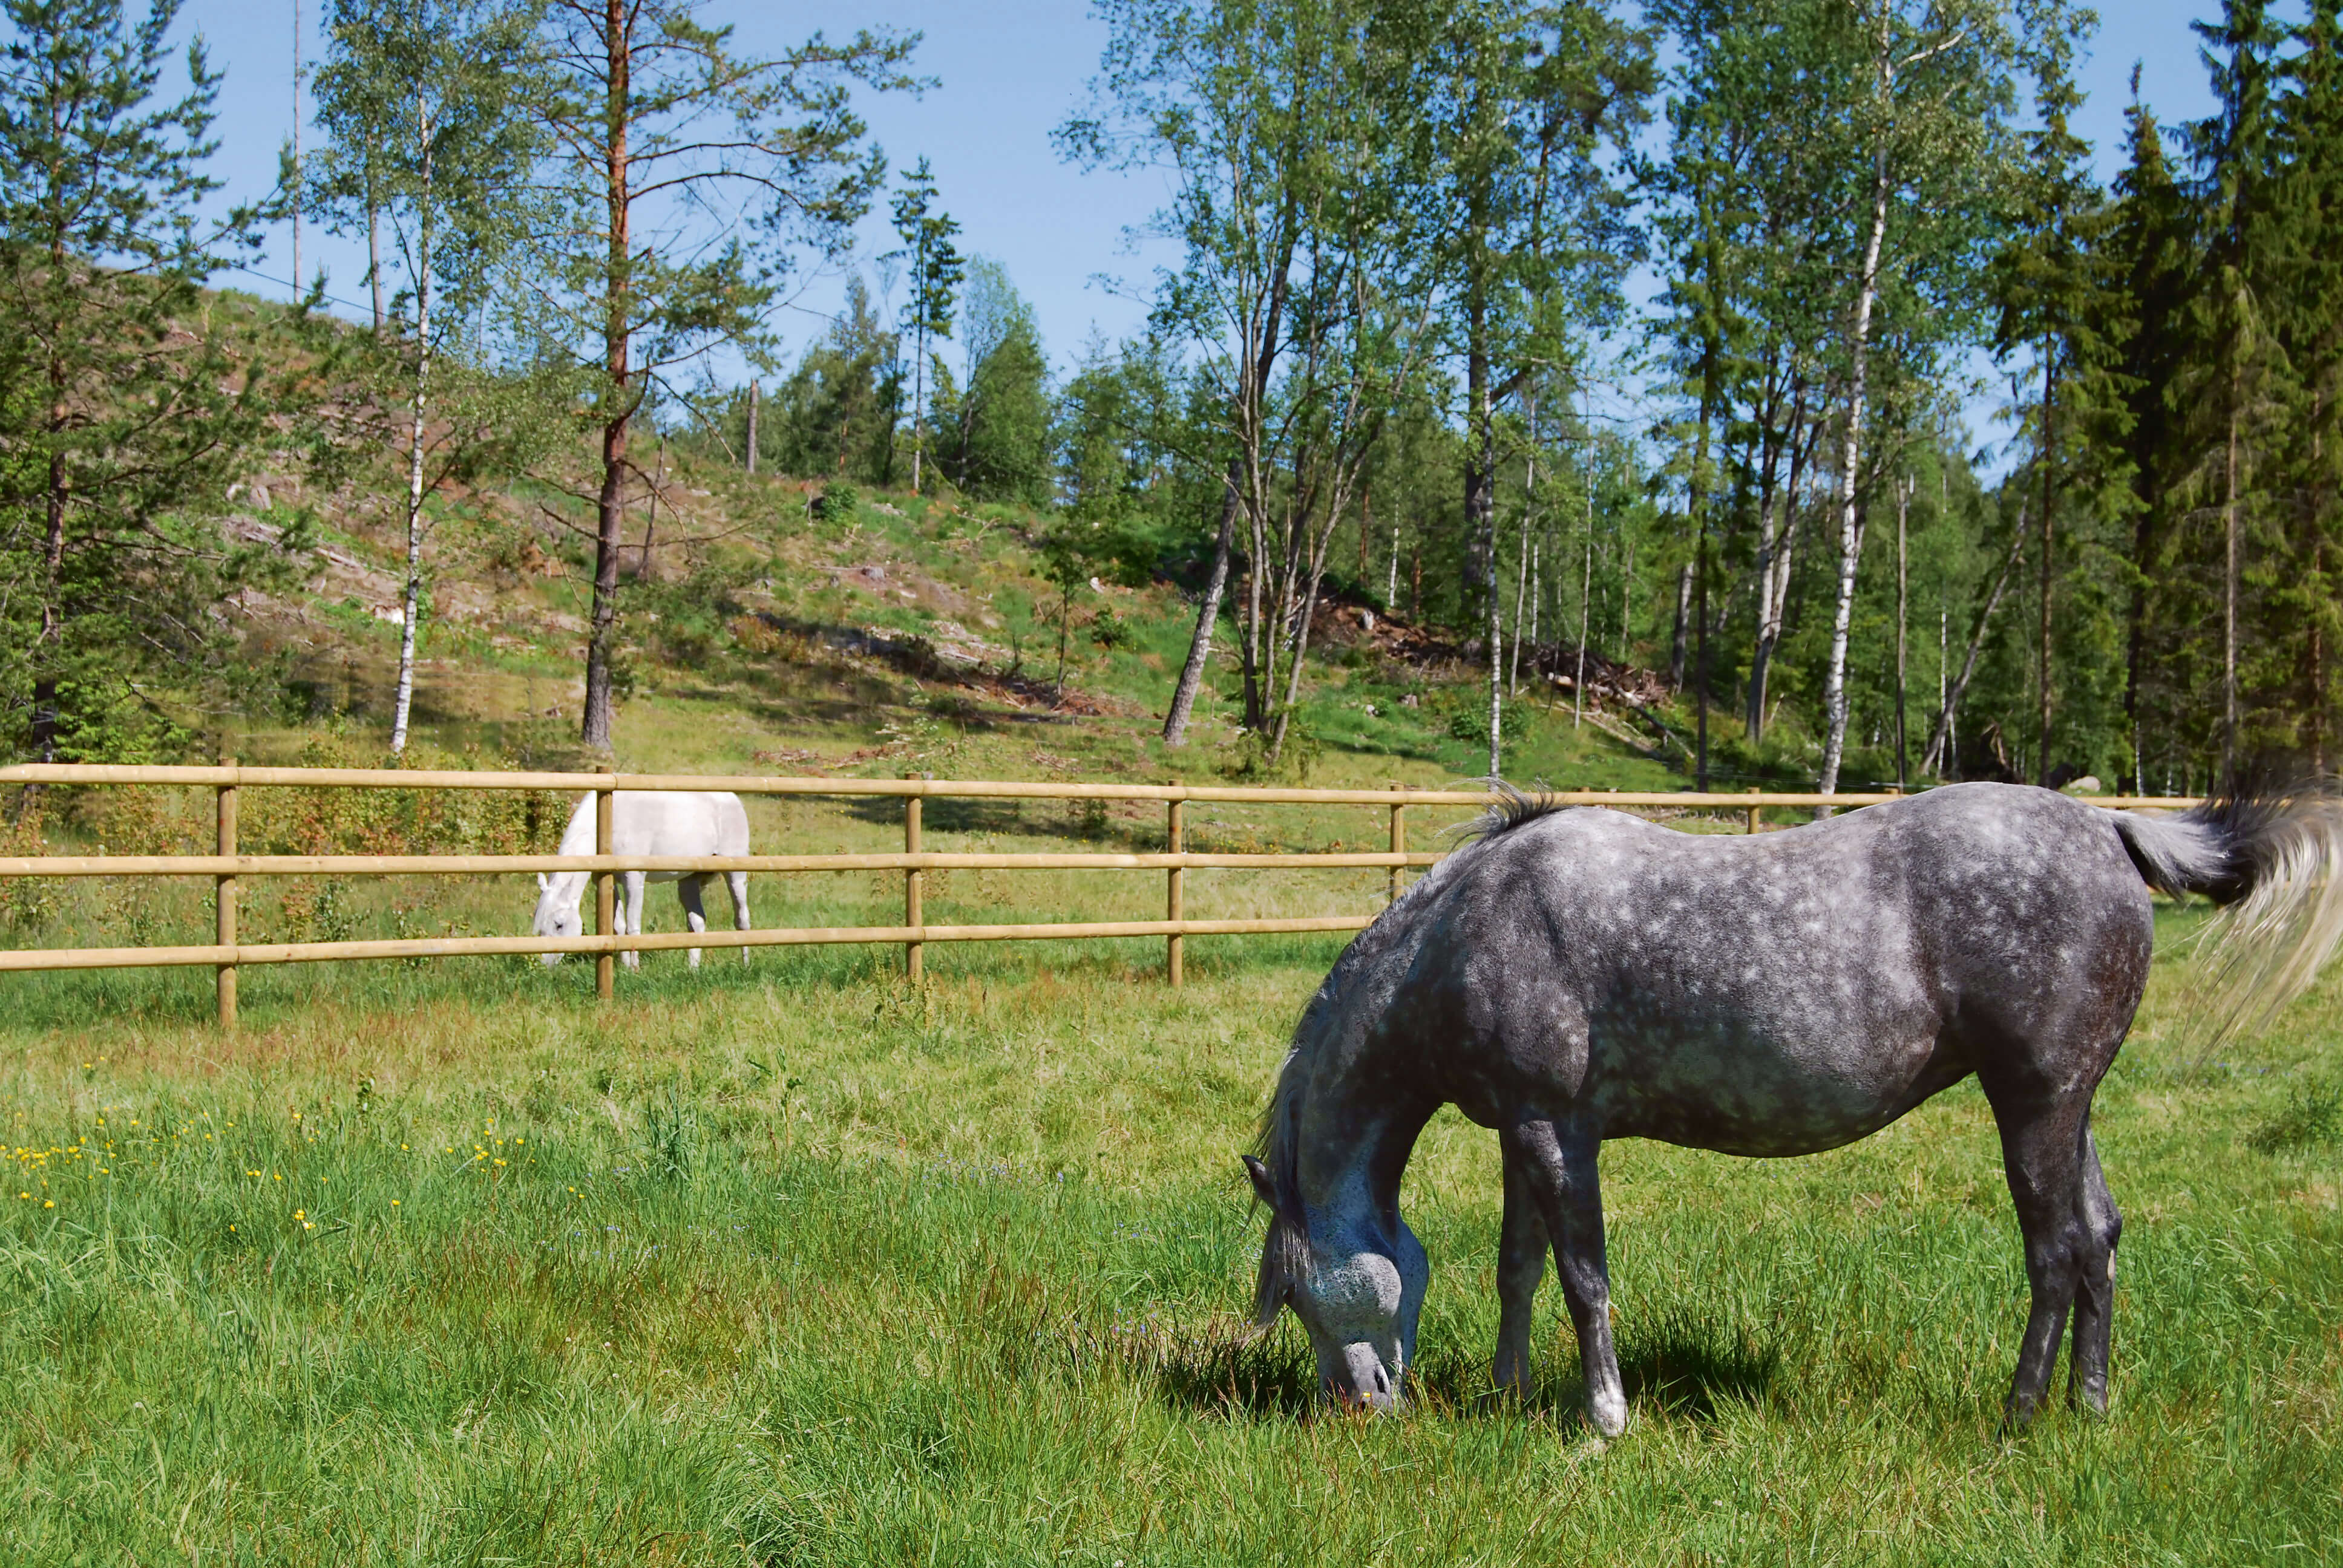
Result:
[310, 0, 546, 754]
[1812, 0, 2017, 799]
[1427, 0, 1651, 778]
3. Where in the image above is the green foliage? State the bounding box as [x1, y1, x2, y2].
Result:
[813, 481, 860, 522]
[934, 259, 1053, 505]
[0, 0, 323, 763]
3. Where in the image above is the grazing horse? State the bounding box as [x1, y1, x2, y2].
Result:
[531, 791, 752, 969]
[1242, 782, 2343, 1434]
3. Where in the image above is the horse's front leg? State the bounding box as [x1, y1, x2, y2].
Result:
[1509, 1116, 1626, 1437]
[621, 872, 646, 970]
[1493, 1138, 1548, 1397]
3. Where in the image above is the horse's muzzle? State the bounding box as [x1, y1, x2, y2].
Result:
[1326, 1343, 1402, 1413]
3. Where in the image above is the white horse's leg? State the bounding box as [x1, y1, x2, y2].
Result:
[622, 871, 646, 970]
[727, 871, 751, 964]
[677, 875, 708, 970]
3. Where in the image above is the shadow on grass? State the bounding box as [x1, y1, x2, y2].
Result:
[1616, 1315, 1780, 1420]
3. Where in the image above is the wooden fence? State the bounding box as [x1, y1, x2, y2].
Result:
[0, 762, 2198, 1028]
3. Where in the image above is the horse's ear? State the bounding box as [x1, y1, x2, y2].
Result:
[1240, 1154, 1279, 1212]
[536, 872, 548, 892]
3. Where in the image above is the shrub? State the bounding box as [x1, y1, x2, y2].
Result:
[812, 482, 860, 522]
[2248, 1076, 2342, 1154]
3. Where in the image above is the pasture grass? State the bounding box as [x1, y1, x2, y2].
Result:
[3, 912, 2339, 1565]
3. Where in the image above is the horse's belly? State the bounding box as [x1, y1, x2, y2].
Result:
[1590, 1019, 1960, 1157]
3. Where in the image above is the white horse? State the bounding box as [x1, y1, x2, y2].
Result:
[530, 791, 752, 969]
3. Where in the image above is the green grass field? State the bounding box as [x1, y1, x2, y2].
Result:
[4, 900, 2339, 1566]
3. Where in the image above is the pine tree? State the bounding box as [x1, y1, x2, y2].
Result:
[523, 0, 920, 751]
[0, 0, 307, 763]
[886, 158, 963, 497]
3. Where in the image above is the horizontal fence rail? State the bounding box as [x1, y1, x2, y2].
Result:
[0, 762, 2204, 1027]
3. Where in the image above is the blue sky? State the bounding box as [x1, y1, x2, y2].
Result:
[185, 0, 2234, 422]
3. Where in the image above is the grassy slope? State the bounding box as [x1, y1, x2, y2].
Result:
[1, 918, 2339, 1564]
[5, 457, 2338, 1562]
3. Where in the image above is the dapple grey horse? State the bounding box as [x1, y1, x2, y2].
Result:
[1243, 781, 2343, 1434]
[531, 791, 752, 968]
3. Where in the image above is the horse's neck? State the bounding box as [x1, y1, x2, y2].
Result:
[547, 871, 591, 912]
[1295, 1078, 1434, 1243]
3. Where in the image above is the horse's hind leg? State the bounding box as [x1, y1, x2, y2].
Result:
[1508, 1116, 1626, 1437]
[1493, 1139, 1548, 1396]
[2067, 1117, 2122, 1415]
[621, 872, 646, 970]
[727, 871, 751, 965]
[1982, 1085, 2094, 1430]
[676, 875, 709, 970]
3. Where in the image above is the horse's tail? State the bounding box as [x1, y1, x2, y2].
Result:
[2112, 780, 2343, 1050]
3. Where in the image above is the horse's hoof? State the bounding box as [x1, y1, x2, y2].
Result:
[1587, 1390, 1628, 1439]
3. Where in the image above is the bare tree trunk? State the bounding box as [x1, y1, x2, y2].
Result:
[390, 136, 435, 756]
[1509, 514, 1529, 695]
[1817, 148, 1890, 802]
[1922, 503, 2030, 776]
[1895, 473, 1909, 790]
[1748, 377, 1810, 739]
[1668, 559, 1693, 692]
[1162, 464, 1241, 745]
[745, 379, 759, 476]
[367, 191, 385, 333]
[2037, 352, 2057, 786]
[2223, 381, 2240, 780]
[582, 0, 632, 754]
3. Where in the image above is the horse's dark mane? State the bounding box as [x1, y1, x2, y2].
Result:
[1249, 779, 1556, 1328]
[1457, 778, 1565, 843]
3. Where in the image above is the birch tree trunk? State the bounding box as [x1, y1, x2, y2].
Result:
[1747, 378, 1809, 739]
[1162, 466, 1242, 745]
[390, 129, 434, 756]
[1815, 146, 1892, 802]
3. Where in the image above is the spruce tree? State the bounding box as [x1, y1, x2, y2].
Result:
[2184, 0, 2290, 774]
[1988, 13, 2132, 785]
[2103, 77, 2197, 789]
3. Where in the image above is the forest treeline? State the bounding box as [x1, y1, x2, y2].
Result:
[2, 0, 2336, 796]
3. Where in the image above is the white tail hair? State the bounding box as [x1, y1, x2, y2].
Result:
[2116, 786, 2343, 1054]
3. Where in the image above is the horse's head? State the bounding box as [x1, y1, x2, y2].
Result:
[531, 872, 580, 965]
[1242, 1152, 1426, 1412]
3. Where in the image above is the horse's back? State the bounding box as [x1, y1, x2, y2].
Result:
[1399, 784, 2152, 1154]
[562, 791, 751, 859]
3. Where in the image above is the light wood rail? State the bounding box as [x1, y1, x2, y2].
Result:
[0, 763, 2203, 1027]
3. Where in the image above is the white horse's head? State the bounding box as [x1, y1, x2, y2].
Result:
[531, 872, 582, 965]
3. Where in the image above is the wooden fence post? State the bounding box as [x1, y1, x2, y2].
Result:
[216, 756, 237, 1030]
[1747, 786, 1761, 835]
[905, 793, 923, 981]
[1388, 784, 1407, 905]
[1166, 795, 1184, 987]
[595, 769, 615, 1001]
